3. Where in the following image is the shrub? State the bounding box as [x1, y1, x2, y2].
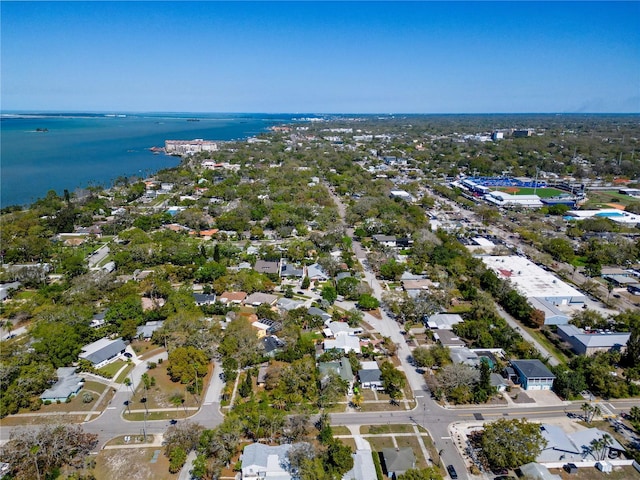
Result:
[82, 392, 94, 404]
[147, 361, 157, 369]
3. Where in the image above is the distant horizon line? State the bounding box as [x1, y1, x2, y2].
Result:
[2, 110, 639, 116]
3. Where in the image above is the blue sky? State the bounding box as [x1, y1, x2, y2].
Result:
[2, 1, 639, 113]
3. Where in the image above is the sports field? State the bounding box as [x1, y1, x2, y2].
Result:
[496, 186, 566, 198]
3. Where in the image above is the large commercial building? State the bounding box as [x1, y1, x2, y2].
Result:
[480, 255, 585, 307]
[484, 191, 543, 208]
[557, 325, 630, 356]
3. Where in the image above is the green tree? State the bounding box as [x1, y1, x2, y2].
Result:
[380, 361, 406, 400]
[321, 285, 337, 304]
[167, 346, 209, 384]
[301, 276, 311, 289]
[168, 447, 187, 473]
[357, 293, 380, 310]
[480, 418, 547, 469]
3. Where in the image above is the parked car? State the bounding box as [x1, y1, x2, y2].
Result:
[447, 465, 458, 479]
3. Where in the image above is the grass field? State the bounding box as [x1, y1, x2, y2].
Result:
[583, 189, 640, 209]
[495, 186, 566, 198]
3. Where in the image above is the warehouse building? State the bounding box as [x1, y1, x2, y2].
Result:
[480, 255, 585, 306]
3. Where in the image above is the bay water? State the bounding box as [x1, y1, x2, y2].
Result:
[1, 113, 291, 207]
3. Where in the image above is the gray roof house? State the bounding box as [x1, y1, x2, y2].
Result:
[0, 281, 21, 301]
[137, 320, 165, 339]
[358, 361, 383, 390]
[426, 313, 464, 330]
[538, 424, 626, 463]
[510, 359, 555, 391]
[280, 262, 304, 278]
[380, 448, 416, 479]
[79, 337, 127, 368]
[245, 292, 279, 306]
[240, 442, 292, 480]
[193, 293, 217, 306]
[319, 357, 354, 385]
[40, 367, 84, 403]
[308, 307, 332, 322]
[254, 259, 281, 275]
[306, 263, 329, 281]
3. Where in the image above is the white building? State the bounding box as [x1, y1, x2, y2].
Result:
[480, 255, 585, 306]
[485, 191, 543, 208]
[240, 443, 292, 480]
[79, 337, 127, 368]
[566, 209, 640, 226]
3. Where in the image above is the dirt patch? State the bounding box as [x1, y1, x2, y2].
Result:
[503, 187, 520, 194]
[606, 203, 626, 210]
[367, 308, 382, 319]
[94, 448, 177, 480]
[510, 391, 535, 404]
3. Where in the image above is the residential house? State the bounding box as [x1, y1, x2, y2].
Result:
[276, 297, 304, 312]
[490, 373, 509, 392]
[372, 235, 397, 248]
[449, 348, 480, 366]
[426, 313, 463, 330]
[306, 263, 329, 282]
[380, 448, 416, 479]
[252, 319, 282, 338]
[40, 367, 84, 403]
[280, 261, 304, 278]
[308, 307, 332, 322]
[79, 337, 127, 369]
[358, 361, 383, 390]
[538, 424, 626, 463]
[0, 281, 21, 301]
[510, 359, 555, 391]
[245, 292, 279, 307]
[433, 330, 466, 348]
[557, 324, 630, 356]
[318, 357, 354, 388]
[324, 335, 361, 354]
[89, 310, 107, 328]
[219, 291, 247, 306]
[136, 320, 165, 340]
[261, 336, 285, 357]
[193, 293, 217, 306]
[240, 442, 292, 480]
[323, 321, 363, 338]
[256, 364, 269, 386]
[254, 259, 281, 276]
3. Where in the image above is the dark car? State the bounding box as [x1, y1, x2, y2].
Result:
[447, 465, 458, 479]
[123, 352, 132, 358]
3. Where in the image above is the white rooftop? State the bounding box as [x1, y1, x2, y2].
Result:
[480, 255, 584, 300]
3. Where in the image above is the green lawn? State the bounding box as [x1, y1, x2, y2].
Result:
[495, 187, 566, 198]
[97, 360, 129, 379]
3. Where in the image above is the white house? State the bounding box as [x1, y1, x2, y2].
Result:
[79, 337, 127, 368]
[240, 443, 292, 480]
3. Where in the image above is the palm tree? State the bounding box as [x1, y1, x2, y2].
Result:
[590, 434, 613, 460]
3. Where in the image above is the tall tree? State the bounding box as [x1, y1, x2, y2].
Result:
[480, 418, 547, 470]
